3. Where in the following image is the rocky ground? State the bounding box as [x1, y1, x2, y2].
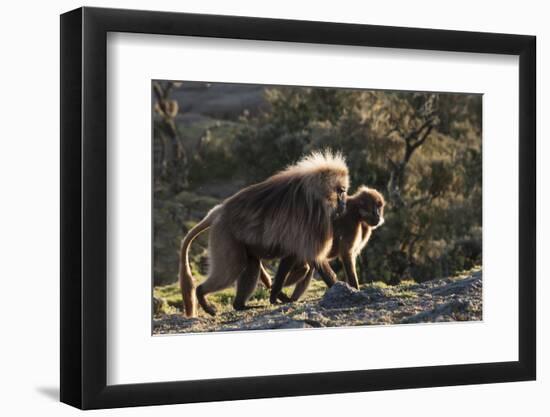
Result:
[153, 267, 482, 334]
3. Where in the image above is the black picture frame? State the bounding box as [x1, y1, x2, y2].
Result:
[60, 6, 536, 410]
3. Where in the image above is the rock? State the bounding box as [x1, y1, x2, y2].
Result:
[152, 314, 203, 333]
[429, 274, 482, 296]
[231, 314, 312, 331]
[360, 286, 386, 302]
[319, 282, 369, 309]
[277, 320, 313, 329]
[401, 298, 480, 324]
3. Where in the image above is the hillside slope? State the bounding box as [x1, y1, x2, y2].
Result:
[153, 267, 482, 334]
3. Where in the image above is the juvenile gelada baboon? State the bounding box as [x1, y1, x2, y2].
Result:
[178, 151, 349, 317]
[268, 186, 385, 301]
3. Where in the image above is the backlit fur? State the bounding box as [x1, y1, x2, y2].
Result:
[280, 185, 386, 298]
[178, 150, 349, 317]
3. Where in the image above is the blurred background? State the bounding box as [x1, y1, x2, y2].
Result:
[152, 80, 482, 290]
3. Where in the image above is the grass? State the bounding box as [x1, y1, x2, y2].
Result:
[152, 274, 400, 318]
[389, 289, 418, 299]
[153, 266, 481, 317]
[153, 277, 329, 316]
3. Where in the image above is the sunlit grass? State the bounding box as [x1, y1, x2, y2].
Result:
[153, 276, 332, 316]
[153, 266, 481, 317]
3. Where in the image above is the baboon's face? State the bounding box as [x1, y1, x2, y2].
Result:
[322, 173, 349, 216]
[358, 191, 385, 227]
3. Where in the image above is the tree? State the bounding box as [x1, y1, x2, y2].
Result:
[153, 81, 189, 193]
[231, 87, 482, 283]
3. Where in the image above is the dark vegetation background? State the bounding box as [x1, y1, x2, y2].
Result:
[153, 81, 482, 288]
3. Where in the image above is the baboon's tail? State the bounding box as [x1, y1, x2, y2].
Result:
[178, 205, 222, 317]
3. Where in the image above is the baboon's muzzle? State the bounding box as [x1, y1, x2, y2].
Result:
[336, 197, 346, 216]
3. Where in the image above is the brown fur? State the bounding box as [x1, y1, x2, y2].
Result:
[275, 186, 385, 300]
[178, 205, 222, 317]
[178, 151, 349, 317]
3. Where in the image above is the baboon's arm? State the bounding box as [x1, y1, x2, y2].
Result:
[316, 260, 337, 288]
[341, 252, 359, 289]
[269, 256, 296, 304]
[284, 264, 310, 287]
[290, 267, 314, 301]
[259, 262, 272, 288]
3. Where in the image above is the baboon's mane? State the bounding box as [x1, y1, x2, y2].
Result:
[223, 150, 349, 262]
[278, 150, 348, 178]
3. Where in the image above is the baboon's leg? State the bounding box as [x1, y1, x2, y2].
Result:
[259, 262, 272, 289]
[269, 256, 296, 304]
[316, 260, 337, 288]
[277, 263, 309, 303]
[341, 254, 359, 289]
[290, 266, 314, 301]
[197, 224, 247, 316]
[233, 256, 261, 311]
[196, 285, 218, 316]
[285, 264, 310, 286]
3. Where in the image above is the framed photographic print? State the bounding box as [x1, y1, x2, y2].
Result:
[60, 6, 536, 410]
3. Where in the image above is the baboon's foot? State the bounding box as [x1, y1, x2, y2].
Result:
[196, 296, 217, 316]
[200, 302, 217, 316]
[196, 285, 217, 316]
[269, 293, 280, 305]
[233, 303, 262, 311]
[277, 293, 292, 303]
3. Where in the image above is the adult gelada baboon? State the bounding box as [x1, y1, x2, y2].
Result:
[178, 151, 349, 317]
[268, 186, 386, 301]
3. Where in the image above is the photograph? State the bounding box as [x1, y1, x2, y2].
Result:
[151, 81, 483, 334]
